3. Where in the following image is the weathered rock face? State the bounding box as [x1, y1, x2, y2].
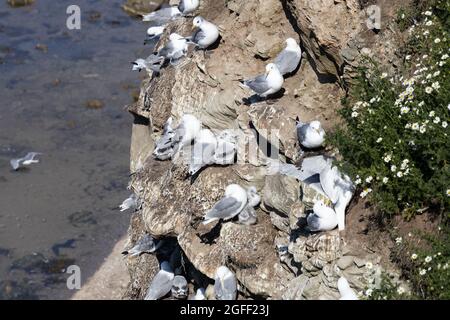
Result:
[123, 0, 407, 300]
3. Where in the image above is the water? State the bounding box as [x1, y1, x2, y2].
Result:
[0, 0, 153, 299]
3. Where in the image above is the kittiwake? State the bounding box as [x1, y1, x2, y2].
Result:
[157, 33, 188, 65]
[296, 117, 325, 149]
[132, 53, 164, 73]
[338, 277, 359, 300]
[142, 0, 200, 24]
[241, 63, 284, 98]
[144, 261, 175, 300]
[119, 194, 139, 212]
[153, 117, 176, 160]
[214, 266, 237, 300]
[184, 16, 220, 49]
[307, 199, 338, 232]
[121, 234, 162, 257]
[274, 38, 302, 75]
[203, 184, 247, 225]
[188, 129, 217, 176]
[10, 152, 42, 171]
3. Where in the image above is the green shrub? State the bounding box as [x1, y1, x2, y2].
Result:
[330, 5, 449, 219]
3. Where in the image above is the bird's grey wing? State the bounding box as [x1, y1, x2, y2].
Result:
[178, 0, 185, 14]
[142, 7, 176, 24]
[145, 272, 173, 300]
[145, 53, 164, 65]
[206, 197, 242, 220]
[158, 42, 175, 58]
[244, 74, 270, 94]
[297, 124, 308, 143]
[23, 152, 40, 161]
[307, 214, 320, 231]
[192, 29, 206, 44]
[274, 50, 300, 75]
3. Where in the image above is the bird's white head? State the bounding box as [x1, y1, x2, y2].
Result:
[216, 266, 232, 279]
[265, 63, 279, 76]
[286, 38, 298, 48]
[310, 120, 322, 133]
[225, 184, 245, 197]
[193, 16, 204, 28]
[313, 199, 326, 212]
[247, 186, 261, 207]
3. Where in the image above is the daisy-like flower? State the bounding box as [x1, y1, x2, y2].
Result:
[365, 289, 373, 296]
[384, 154, 392, 162]
[443, 121, 448, 128]
[442, 54, 449, 60]
[360, 188, 372, 198]
[423, 30, 429, 36]
[351, 111, 359, 118]
[433, 71, 441, 77]
[366, 262, 373, 269]
[382, 177, 389, 184]
[397, 287, 405, 295]
[405, 55, 411, 61]
[425, 21, 433, 26]
[412, 123, 420, 130]
[411, 253, 418, 260]
[355, 178, 362, 185]
[419, 269, 427, 276]
[425, 256, 432, 263]
[376, 137, 383, 143]
[439, 61, 445, 67]
[447, 189, 450, 197]
[366, 176, 373, 183]
[397, 171, 403, 178]
[400, 106, 410, 114]
[432, 81, 440, 90]
[405, 123, 412, 129]
[433, 117, 441, 124]
[381, 72, 388, 79]
[424, 10, 432, 16]
[418, 101, 425, 107]
[429, 111, 435, 117]
[435, 38, 441, 44]
[419, 125, 426, 133]
[391, 165, 397, 172]
[395, 237, 402, 244]
[425, 87, 433, 94]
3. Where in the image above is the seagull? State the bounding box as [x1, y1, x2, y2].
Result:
[121, 234, 162, 257]
[213, 130, 237, 165]
[241, 63, 284, 98]
[274, 38, 302, 76]
[319, 159, 355, 231]
[237, 187, 260, 226]
[10, 152, 42, 171]
[296, 117, 325, 149]
[153, 117, 176, 160]
[306, 200, 338, 232]
[119, 194, 139, 212]
[338, 277, 359, 300]
[144, 26, 166, 45]
[157, 33, 189, 65]
[153, 114, 201, 160]
[214, 266, 237, 300]
[132, 53, 164, 73]
[184, 16, 220, 49]
[203, 184, 247, 225]
[144, 261, 175, 300]
[142, 0, 200, 24]
[189, 129, 217, 176]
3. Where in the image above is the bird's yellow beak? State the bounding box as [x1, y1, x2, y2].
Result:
[324, 198, 332, 206]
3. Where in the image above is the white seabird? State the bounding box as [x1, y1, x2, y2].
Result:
[157, 33, 188, 65]
[338, 277, 359, 300]
[142, 0, 200, 24]
[203, 184, 247, 225]
[121, 234, 162, 257]
[132, 53, 164, 73]
[185, 16, 220, 49]
[144, 26, 166, 45]
[119, 194, 139, 212]
[307, 200, 338, 232]
[274, 38, 302, 75]
[214, 266, 237, 300]
[237, 186, 260, 225]
[241, 63, 284, 98]
[144, 261, 175, 300]
[188, 129, 217, 176]
[153, 117, 176, 160]
[296, 117, 326, 149]
[10, 152, 42, 171]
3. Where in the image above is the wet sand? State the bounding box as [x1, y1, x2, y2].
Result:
[0, 0, 154, 299]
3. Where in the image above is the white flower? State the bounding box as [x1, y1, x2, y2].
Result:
[382, 177, 389, 184]
[433, 117, 441, 124]
[384, 154, 392, 162]
[423, 30, 429, 36]
[405, 123, 412, 129]
[411, 253, 418, 260]
[405, 55, 411, 61]
[370, 97, 376, 104]
[355, 178, 362, 185]
[443, 121, 448, 128]
[412, 123, 420, 131]
[397, 171, 403, 178]
[419, 269, 427, 276]
[418, 101, 425, 107]
[351, 111, 359, 118]
[429, 111, 435, 117]
[360, 188, 372, 198]
[424, 11, 432, 16]
[425, 20, 433, 26]
[433, 71, 441, 77]
[397, 287, 405, 295]
[419, 125, 426, 133]
[381, 72, 388, 79]
[422, 54, 429, 59]
[376, 137, 383, 143]
[391, 165, 397, 172]
[365, 289, 373, 296]
[366, 176, 373, 183]
[439, 61, 445, 67]
[426, 73, 432, 79]
[442, 54, 449, 60]
[425, 256, 432, 263]
[425, 87, 433, 94]
[400, 106, 410, 114]
[435, 38, 441, 44]
[432, 81, 440, 90]
[366, 262, 373, 269]
[447, 189, 450, 197]
[408, 232, 413, 237]
[395, 237, 402, 244]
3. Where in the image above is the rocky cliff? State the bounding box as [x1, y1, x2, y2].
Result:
[122, 0, 410, 300]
